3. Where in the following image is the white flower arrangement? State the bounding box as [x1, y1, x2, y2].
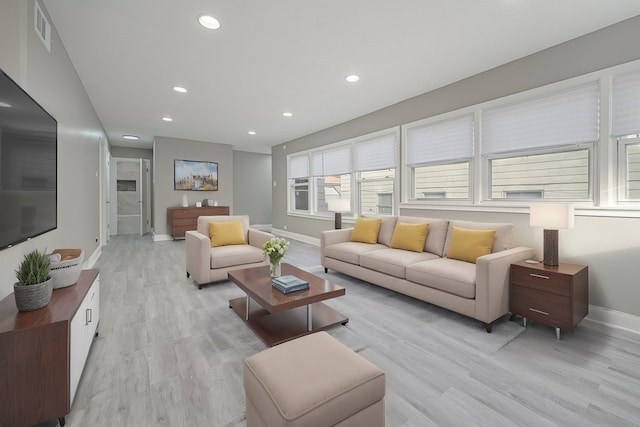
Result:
[263, 237, 289, 264]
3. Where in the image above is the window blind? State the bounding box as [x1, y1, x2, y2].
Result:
[482, 82, 599, 155]
[323, 146, 352, 175]
[613, 70, 640, 136]
[405, 114, 473, 166]
[354, 132, 397, 172]
[310, 152, 324, 177]
[288, 154, 308, 179]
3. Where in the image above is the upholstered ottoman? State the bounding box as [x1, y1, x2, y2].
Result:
[244, 331, 386, 427]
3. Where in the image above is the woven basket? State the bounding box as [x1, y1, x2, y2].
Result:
[50, 249, 84, 289]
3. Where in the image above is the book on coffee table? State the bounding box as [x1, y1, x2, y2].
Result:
[272, 275, 309, 294]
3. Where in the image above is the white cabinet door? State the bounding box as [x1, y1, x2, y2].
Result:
[69, 277, 100, 406]
[69, 297, 88, 405]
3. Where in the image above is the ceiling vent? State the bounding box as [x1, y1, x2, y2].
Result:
[34, 2, 51, 52]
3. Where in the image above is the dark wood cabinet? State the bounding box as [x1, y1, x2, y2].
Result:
[0, 269, 100, 427]
[167, 206, 229, 238]
[510, 261, 588, 339]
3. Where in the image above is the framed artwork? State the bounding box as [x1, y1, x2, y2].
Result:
[174, 159, 218, 191]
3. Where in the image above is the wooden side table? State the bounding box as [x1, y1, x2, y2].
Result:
[510, 260, 588, 339]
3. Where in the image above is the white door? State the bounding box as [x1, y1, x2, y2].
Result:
[102, 144, 111, 244]
[109, 156, 118, 236]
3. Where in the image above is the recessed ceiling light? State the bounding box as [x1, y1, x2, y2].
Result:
[282, 112, 293, 117]
[198, 15, 221, 30]
[0, 101, 11, 108]
[248, 131, 256, 135]
[123, 135, 139, 140]
[162, 117, 173, 122]
[173, 86, 187, 93]
[345, 74, 360, 83]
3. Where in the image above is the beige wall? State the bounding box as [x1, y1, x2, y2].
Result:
[272, 16, 640, 317]
[153, 136, 233, 238]
[0, 0, 106, 300]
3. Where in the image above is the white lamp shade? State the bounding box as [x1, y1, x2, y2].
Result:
[327, 198, 351, 213]
[529, 203, 574, 229]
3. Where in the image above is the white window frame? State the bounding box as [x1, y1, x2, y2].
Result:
[617, 135, 640, 203]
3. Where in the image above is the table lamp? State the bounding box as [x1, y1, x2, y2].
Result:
[529, 203, 574, 266]
[327, 199, 351, 229]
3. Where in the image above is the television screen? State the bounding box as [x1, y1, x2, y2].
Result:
[0, 69, 57, 250]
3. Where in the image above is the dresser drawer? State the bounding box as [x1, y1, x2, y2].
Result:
[510, 264, 571, 296]
[510, 284, 572, 328]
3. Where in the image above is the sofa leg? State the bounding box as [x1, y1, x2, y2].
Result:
[187, 271, 190, 278]
[484, 322, 493, 333]
[324, 267, 328, 273]
[198, 284, 203, 290]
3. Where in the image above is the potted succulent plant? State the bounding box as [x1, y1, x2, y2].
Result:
[13, 249, 53, 312]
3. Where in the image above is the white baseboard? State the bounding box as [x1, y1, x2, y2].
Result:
[85, 246, 102, 268]
[271, 228, 320, 247]
[153, 233, 173, 242]
[583, 305, 640, 336]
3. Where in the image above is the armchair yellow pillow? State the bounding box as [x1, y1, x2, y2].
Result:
[446, 226, 496, 263]
[349, 218, 382, 244]
[209, 220, 246, 247]
[390, 222, 430, 252]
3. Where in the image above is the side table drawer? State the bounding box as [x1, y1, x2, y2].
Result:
[510, 264, 571, 296]
[510, 284, 572, 329]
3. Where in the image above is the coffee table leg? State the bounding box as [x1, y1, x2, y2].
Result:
[307, 304, 312, 332]
[245, 294, 250, 321]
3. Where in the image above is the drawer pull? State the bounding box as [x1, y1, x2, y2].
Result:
[530, 273, 550, 280]
[529, 308, 549, 316]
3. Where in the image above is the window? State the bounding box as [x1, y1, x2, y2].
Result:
[358, 169, 395, 215]
[618, 136, 640, 201]
[483, 82, 599, 201]
[404, 114, 473, 200]
[315, 174, 351, 216]
[290, 178, 309, 211]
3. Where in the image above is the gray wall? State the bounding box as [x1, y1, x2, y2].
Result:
[0, 0, 105, 300]
[110, 146, 152, 160]
[272, 16, 640, 317]
[153, 136, 233, 237]
[233, 151, 272, 225]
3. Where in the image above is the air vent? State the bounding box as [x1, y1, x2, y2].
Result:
[34, 2, 51, 52]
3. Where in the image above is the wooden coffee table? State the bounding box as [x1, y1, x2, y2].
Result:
[228, 263, 348, 346]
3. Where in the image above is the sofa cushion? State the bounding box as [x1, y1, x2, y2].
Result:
[350, 218, 382, 244]
[443, 220, 512, 254]
[324, 242, 387, 266]
[446, 227, 496, 264]
[209, 220, 246, 247]
[210, 244, 265, 269]
[360, 248, 439, 279]
[390, 222, 430, 252]
[377, 216, 398, 246]
[406, 258, 476, 299]
[397, 216, 449, 256]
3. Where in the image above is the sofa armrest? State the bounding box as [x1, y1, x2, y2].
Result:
[186, 230, 211, 285]
[475, 247, 534, 324]
[321, 228, 353, 263]
[248, 229, 274, 251]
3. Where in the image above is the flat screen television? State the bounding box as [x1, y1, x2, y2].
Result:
[0, 69, 57, 250]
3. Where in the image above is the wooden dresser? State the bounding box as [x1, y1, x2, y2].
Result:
[0, 269, 100, 427]
[510, 261, 588, 340]
[167, 205, 230, 238]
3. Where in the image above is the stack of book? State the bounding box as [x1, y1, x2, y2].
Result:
[272, 275, 310, 294]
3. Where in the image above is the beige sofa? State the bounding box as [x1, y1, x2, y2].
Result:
[186, 215, 274, 289]
[321, 216, 534, 332]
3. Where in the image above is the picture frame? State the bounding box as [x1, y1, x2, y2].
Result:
[174, 159, 218, 191]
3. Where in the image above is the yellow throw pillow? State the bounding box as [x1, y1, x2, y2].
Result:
[350, 218, 382, 244]
[446, 226, 496, 263]
[209, 221, 246, 247]
[390, 222, 430, 252]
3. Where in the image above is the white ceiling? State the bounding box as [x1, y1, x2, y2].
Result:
[43, 0, 640, 153]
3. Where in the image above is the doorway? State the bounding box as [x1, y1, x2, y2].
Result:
[109, 157, 151, 236]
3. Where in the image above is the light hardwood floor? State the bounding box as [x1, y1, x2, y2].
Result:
[55, 234, 640, 426]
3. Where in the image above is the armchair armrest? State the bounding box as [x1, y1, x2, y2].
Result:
[248, 228, 274, 250]
[186, 230, 211, 285]
[475, 247, 534, 324]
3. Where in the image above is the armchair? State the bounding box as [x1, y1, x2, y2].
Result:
[186, 215, 274, 289]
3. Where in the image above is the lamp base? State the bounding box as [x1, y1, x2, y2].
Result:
[334, 212, 342, 230]
[543, 229, 559, 266]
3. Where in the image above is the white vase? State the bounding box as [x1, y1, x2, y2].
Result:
[270, 261, 281, 278]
